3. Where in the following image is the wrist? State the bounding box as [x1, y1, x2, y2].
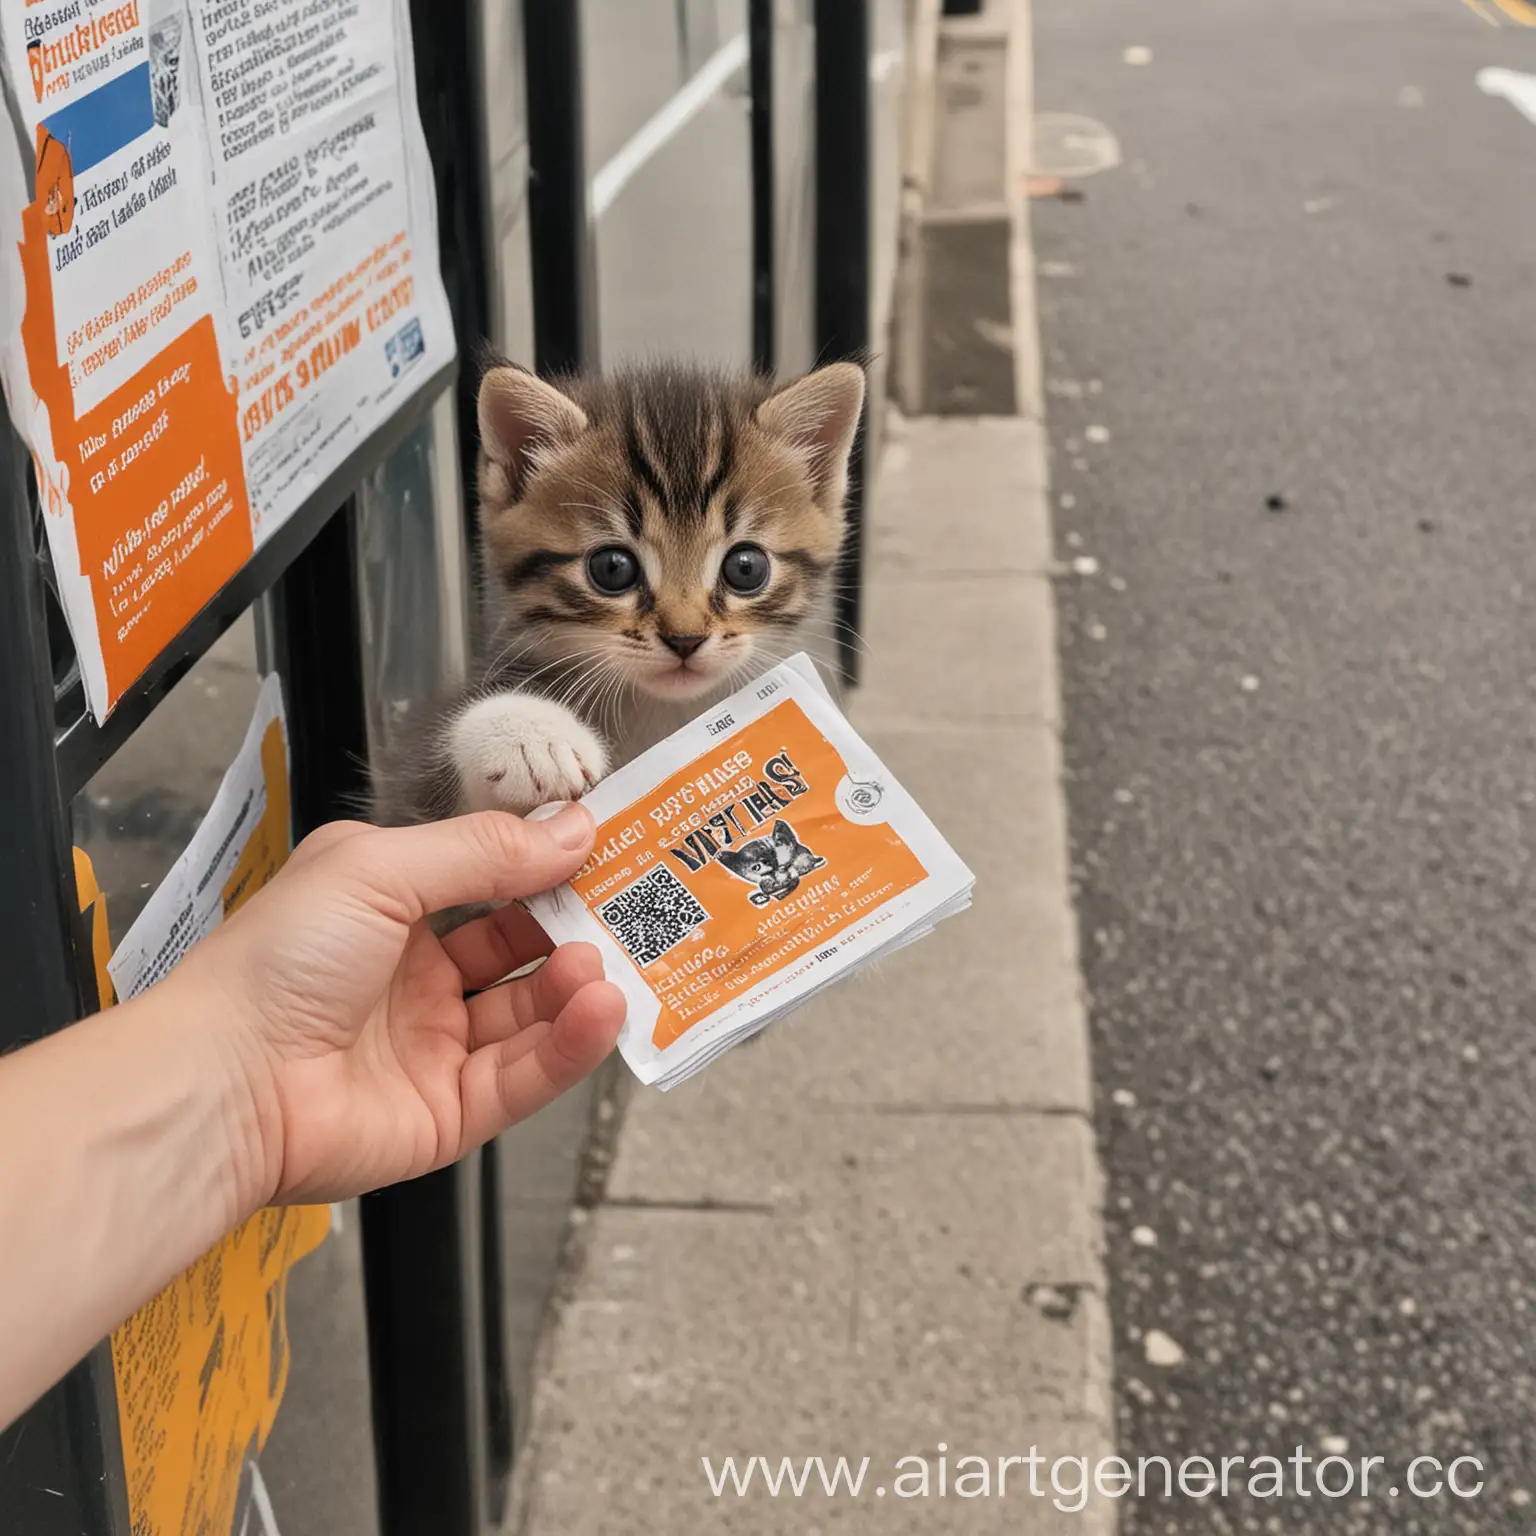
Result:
[130, 968, 284, 1223]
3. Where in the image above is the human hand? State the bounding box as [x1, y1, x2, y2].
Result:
[162, 805, 624, 1210]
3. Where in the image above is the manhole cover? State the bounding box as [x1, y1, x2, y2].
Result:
[1030, 112, 1121, 179]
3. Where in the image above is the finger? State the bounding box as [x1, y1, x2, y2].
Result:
[464, 942, 605, 1049]
[347, 807, 596, 924]
[439, 901, 556, 990]
[456, 979, 626, 1152]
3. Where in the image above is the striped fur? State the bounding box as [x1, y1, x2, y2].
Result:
[370, 358, 864, 826]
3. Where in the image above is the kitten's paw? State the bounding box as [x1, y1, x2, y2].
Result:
[449, 694, 609, 814]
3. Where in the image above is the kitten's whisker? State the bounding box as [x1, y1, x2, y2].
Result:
[480, 624, 589, 691]
[511, 642, 613, 699]
[486, 651, 572, 698]
[568, 659, 614, 721]
[594, 667, 633, 738]
[549, 648, 626, 720]
[801, 613, 873, 656]
[474, 624, 544, 683]
[594, 671, 633, 743]
[722, 657, 759, 697]
[807, 632, 872, 664]
[586, 667, 617, 737]
[543, 654, 607, 712]
[786, 636, 854, 672]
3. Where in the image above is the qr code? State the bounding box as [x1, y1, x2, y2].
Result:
[596, 865, 710, 968]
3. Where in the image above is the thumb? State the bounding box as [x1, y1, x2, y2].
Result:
[340, 806, 596, 923]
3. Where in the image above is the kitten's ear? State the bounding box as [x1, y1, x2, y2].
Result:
[478, 366, 588, 494]
[756, 361, 866, 512]
[772, 819, 794, 844]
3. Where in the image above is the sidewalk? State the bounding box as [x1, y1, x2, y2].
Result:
[506, 406, 1114, 1530]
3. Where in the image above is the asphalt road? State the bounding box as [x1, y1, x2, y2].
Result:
[1033, 1, 1536, 1530]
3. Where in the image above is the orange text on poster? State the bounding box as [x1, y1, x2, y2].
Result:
[21, 161, 252, 712]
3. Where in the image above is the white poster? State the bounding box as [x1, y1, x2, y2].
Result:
[0, 0, 454, 718]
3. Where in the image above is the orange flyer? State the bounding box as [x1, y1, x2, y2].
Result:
[526, 656, 975, 1090]
[0, 0, 454, 719]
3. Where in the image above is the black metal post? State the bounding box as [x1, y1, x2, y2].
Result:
[748, 0, 776, 376]
[269, 508, 372, 833]
[478, 1149, 513, 1520]
[523, 0, 596, 374]
[0, 475, 91, 1045]
[359, 1169, 484, 1536]
[0, 434, 129, 1536]
[812, 0, 871, 685]
[407, 0, 494, 572]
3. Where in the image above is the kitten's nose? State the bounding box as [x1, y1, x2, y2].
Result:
[661, 633, 707, 660]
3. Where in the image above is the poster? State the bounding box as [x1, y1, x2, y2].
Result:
[1, 0, 454, 719]
[109, 669, 292, 995]
[78, 675, 331, 1536]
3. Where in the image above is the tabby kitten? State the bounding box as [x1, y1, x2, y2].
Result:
[370, 359, 865, 825]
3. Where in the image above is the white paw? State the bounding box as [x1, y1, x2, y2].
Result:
[449, 694, 609, 814]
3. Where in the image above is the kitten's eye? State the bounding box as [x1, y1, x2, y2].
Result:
[721, 543, 771, 595]
[586, 546, 640, 595]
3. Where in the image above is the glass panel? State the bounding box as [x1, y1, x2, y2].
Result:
[866, 0, 906, 470]
[480, 0, 538, 364]
[73, 617, 263, 949]
[771, 0, 817, 376]
[870, 0, 907, 351]
[584, 0, 754, 365]
[355, 395, 471, 754]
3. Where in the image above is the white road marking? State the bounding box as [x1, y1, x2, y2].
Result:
[591, 34, 750, 218]
[238, 1462, 282, 1536]
[1477, 65, 1536, 124]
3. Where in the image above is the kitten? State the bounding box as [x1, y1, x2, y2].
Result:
[370, 359, 865, 826]
[717, 818, 826, 906]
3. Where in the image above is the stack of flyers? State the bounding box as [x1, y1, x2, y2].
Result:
[525, 655, 975, 1090]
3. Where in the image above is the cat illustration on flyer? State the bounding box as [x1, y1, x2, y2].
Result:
[717, 818, 826, 907]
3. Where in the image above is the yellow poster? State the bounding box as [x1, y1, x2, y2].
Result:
[108, 1203, 328, 1536]
[77, 675, 329, 1536]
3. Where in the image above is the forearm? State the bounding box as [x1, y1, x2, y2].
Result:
[0, 983, 268, 1430]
